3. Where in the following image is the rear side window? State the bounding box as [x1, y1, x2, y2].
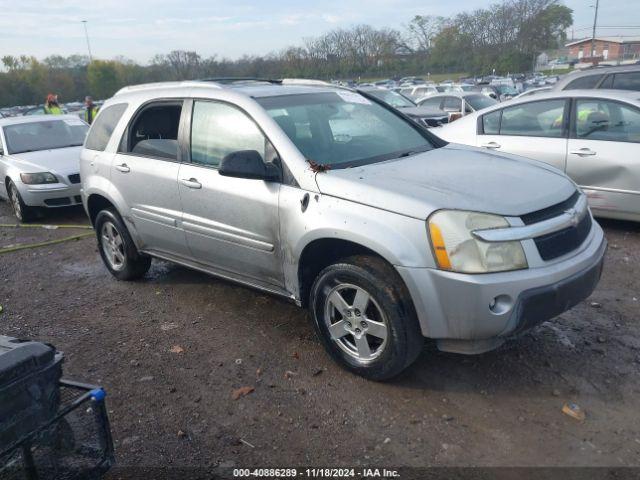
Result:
[443, 97, 461, 111]
[563, 74, 603, 90]
[499, 99, 566, 138]
[419, 97, 442, 109]
[121, 102, 182, 160]
[611, 72, 640, 91]
[85, 103, 127, 151]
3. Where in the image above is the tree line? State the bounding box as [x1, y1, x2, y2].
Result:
[0, 0, 572, 107]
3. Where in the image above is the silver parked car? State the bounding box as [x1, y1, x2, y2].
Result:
[80, 80, 606, 380]
[0, 115, 88, 221]
[437, 89, 640, 222]
[552, 65, 640, 92]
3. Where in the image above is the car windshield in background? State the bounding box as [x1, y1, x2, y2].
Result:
[366, 90, 415, 108]
[4, 119, 88, 154]
[466, 94, 498, 111]
[257, 91, 434, 168]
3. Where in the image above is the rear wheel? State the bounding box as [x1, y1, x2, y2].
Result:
[7, 180, 35, 222]
[95, 208, 151, 280]
[310, 255, 423, 381]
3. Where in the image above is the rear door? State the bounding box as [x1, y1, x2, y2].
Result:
[110, 100, 189, 257]
[177, 99, 284, 287]
[476, 98, 569, 172]
[567, 98, 640, 218]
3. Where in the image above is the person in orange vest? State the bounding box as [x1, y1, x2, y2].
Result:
[84, 96, 99, 125]
[43, 94, 62, 114]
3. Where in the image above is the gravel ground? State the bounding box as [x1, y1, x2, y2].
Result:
[0, 202, 639, 475]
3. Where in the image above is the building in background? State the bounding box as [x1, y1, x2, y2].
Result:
[566, 36, 640, 65]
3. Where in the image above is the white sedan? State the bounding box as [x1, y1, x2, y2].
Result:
[436, 89, 640, 222]
[0, 115, 88, 221]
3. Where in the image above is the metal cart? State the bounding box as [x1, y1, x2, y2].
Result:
[0, 379, 114, 480]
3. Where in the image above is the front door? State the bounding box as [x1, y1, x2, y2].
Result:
[567, 98, 640, 218]
[178, 99, 283, 287]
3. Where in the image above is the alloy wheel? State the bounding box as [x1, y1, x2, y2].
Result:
[101, 221, 126, 271]
[9, 184, 23, 221]
[323, 283, 388, 363]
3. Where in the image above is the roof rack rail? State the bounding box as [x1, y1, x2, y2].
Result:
[199, 77, 283, 84]
[114, 80, 219, 96]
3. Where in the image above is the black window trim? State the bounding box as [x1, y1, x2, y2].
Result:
[117, 98, 185, 163]
[570, 96, 640, 144]
[84, 102, 128, 152]
[478, 98, 571, 139]
[184, 97, 286, 184]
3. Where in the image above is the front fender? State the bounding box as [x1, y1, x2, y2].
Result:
[278, 185, 435, 299]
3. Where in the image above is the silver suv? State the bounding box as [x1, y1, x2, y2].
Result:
[80, 79, 607, 380]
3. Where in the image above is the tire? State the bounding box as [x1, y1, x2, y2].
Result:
[95, 208, 151, 280]
[310, 255, 424, 381]
[7, 180, 35, 222]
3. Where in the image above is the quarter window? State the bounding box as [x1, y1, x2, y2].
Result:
[85, 103, 127, 151]
[482, 110, 501, 134]
[575, 99, 640, 143]
[499, 100, 566, 138]
[190, 101, 267, 168]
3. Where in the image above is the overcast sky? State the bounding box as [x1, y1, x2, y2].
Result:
[0, 0, 637, 63]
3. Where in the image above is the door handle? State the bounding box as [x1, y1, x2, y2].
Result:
[481, 142, 501, 149]
[115, 163, 130, 173]
[180, 178, 202, 189]
[570, 148, 596, 156]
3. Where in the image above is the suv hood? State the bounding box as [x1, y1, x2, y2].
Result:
[8, 146, 82, 176]
[314, 144, 576, 220]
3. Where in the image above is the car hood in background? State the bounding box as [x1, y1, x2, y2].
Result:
[314, 144, 576, 220]
[8, 146, 82, 176]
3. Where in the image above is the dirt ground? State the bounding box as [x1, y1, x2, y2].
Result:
[1, 201, 639, 475]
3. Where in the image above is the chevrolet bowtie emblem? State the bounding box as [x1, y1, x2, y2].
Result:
[565, 207, 579, 227]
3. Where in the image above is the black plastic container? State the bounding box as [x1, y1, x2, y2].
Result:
[0, 336, 63, 452]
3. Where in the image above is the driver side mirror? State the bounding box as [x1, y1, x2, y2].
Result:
[219, 150, 280, 182]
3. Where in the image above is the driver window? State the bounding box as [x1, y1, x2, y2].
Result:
[191, 101, 267, 168]
[576, 99, 640, 143]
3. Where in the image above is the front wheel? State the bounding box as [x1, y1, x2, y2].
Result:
[95, 208, 151, 280]
[7, 180, 35, 222]
[310, 255, 423, 381]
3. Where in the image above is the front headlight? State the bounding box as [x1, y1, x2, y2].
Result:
[428, 210, 528, 273]
[20, 172, 58, 184]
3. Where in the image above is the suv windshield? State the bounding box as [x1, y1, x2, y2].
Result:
[365, 90, 415, 109]
[4, 119, 88, 154]
[257, 91, 434, 168]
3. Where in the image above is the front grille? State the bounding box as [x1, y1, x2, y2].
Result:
[68, 173, 81, 184]
[534, 213, 592, 261]
[521, 190, 592, 261]
[44, 197, 71, 206]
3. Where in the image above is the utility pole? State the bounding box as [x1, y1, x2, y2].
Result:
[590, 0, 600, 63]
[82, 20, 93, 63]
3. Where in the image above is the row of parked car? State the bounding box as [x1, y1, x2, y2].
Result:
[0, 69, 635, 379]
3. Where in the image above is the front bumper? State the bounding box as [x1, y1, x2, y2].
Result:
[396, 221, 607, 352]
[20, 182, 82, 208]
